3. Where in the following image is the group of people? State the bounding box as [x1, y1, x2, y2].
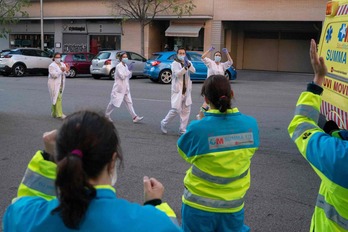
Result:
[3, 39, 347, 232]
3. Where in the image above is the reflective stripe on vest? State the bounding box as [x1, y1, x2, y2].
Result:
[292, 122, 317, 141]
[316, 194, 348, 230]
[22, 168, 56, 196]
[184, 189, 244, 209]
[191, 165, 249, 185]
[295, 105, 319, 123]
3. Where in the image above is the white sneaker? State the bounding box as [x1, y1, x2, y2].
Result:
[133, 116, 144, 123]
[160, 120, 167, 134]
[61, 114, 66, 119]
[106, 116, 113, 122]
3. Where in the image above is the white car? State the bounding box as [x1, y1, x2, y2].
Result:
[0, 48, 52, 77]
[90, 50, 147, 79]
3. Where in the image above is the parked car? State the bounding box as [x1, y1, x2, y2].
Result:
[143, 51, 237, 84]
[90, 50, 147, 79]
[61, 52, 95, 78]
[0, 48, 52, 77]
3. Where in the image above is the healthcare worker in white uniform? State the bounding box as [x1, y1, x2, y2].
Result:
[197, 46, 233, 119]
[160, 47, 196, 135]
[105, 52, 143, 123]
[48, 52, 70, 119]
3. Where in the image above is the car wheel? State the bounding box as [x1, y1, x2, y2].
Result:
[159, 69, 172, 84]
[69, 68, 77, 78]
[92, 75, 101, 79]
[225, 70, 231, 80]
[109, 69, 115, 80]
[12, 64, 26, 77]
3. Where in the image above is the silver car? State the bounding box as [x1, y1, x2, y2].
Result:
[90, 50, 147, 79]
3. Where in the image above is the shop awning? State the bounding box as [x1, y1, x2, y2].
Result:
[165, 24, 202, 37]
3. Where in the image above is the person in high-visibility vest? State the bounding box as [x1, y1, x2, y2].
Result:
[3, 111, 180, 232]
[178, 75, 260, 232]
[288, 39, 348, 231]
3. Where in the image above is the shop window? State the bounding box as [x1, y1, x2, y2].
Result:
[90, 35, 121, 55]
[167, 28, 204, 52]
[9, 34, 54, 50]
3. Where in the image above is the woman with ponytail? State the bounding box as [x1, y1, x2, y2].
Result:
[3, 111, 180, 232]
[177, 75, 260, 232]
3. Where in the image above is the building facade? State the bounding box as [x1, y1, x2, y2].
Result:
[0, 0, 327, 72]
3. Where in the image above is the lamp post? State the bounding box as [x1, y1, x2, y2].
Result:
[40, 0, 44, 50]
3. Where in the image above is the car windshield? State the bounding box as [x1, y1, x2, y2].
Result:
[95, 52, 111, 60]
[149, 54, 161, 60]
[0, 51, 10, 58]
[61, 54, 67, 61]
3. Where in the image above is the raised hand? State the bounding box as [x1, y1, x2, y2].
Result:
[222, 48, 228, 54]
[128, 62, 134, 71]
[310, 39, 327, 86]
[209, 46, 215, 52]
[184, 56, 190, 68]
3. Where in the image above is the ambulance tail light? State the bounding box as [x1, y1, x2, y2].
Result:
[151, 61, 161, 66]
[104, 59, 112, 65]
[326, 1, 339, 16]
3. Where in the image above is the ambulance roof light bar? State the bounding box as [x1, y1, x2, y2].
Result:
[326, 1, 339, 16]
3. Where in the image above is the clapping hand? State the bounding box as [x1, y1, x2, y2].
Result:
[222, 48, 228, 54]
[208, 46, 215, 52]
[128, 62, 134, 71]
[310, 39, 327, 86]
[143, 176, 164, 202]
[184, 56, 190, 68]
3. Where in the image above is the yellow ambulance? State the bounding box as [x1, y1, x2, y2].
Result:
[318, 0, 348, 129]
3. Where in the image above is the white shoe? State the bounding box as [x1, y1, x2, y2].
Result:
[106, 116, 113, 122]
[61, 114, 66, 119]
[133, 116, 144, 123]
[160, 120, 167, 134]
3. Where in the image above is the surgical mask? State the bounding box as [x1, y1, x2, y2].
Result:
[214, 56, 221, 62]
[177, 55, 185, 61]
[54, 58, 61, 63]
[122, 58, 128, 63]
[110, 162, 117, 186]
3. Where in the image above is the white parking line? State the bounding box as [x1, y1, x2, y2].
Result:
[133, 97, 169, 103]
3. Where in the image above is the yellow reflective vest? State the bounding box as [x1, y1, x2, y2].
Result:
[288, 89, 348, 231]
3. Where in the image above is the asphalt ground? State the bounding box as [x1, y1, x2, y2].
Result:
[0, 70, 319, 231]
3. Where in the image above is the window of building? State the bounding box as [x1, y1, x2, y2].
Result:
[167, 28, 204, 52]
[9, 34, 54, 49]
[90, 35, 121, 54]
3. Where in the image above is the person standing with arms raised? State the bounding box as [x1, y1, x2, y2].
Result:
[196, 46, 234, 119]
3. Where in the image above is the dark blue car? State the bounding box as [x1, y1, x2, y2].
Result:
[143, 51, 237, 84]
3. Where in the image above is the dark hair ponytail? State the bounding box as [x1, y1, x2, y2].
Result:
[53, 154, 95, 229]
[52, 111, 122, 229]
[201, 75, 232, 113]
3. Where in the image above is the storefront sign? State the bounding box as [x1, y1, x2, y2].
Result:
[63, 24, 87, 33]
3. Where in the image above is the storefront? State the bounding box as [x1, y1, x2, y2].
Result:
[1, 19, 122, 55]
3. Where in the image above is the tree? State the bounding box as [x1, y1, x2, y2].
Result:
[0, 0, 30, 38]
[107, 0, 196, 56]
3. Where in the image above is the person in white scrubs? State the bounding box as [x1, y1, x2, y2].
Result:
[160, 48, 196, 135]
[105, 52, 143, 123]
[197, 47, 234, 119]
[48, 53, 70, 119]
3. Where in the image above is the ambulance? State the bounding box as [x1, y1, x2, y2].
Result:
[318, 0, 348, 129]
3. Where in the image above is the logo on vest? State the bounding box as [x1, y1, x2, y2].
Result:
[209, 132, 254, 149]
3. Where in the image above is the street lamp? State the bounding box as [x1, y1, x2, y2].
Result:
[40, 0, 44, 50]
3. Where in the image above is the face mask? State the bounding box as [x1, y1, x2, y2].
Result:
[122, 58, 128, 63]
[214, 56, 221, 62]
[177, 55, 185, 61]
[110, 161, 117, 186]
[54, 58, 61, 63]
